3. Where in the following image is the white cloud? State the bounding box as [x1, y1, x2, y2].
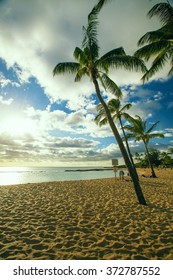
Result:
[164, 128, 173, 138]
[0, 0, 170, 112]
[0, 71, 20, 88]
[0, 0, 172, 166]
[127, 99, 161, 119]
[0, 96, 13, 105]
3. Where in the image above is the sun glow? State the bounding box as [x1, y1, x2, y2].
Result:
[0, 113, 37, 137]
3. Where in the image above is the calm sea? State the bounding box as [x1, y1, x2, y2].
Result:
[0, 166, 116, 185]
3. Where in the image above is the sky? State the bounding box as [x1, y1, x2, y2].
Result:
[0, 0, 173, 167]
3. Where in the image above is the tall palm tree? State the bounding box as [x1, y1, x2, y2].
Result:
[124, 115, 164, 177]
[95, 99, 138, 176]
[53, 1, 147, 205]
[135, 2, 173, 82]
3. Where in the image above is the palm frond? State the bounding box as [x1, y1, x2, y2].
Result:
[53, 62, 80, 76]
[103, 55, 147, 73]
[120, 103, 132, 112]
[83, 0, 111, 54]
[82, 24, 99, 59]
[122, 112, 132, 120]
[74, 67, 88, 82]
[168, 64, 173, 75]
[138, 28, 171, 46]
[97, 73, 107, 91]
[146, 121, 160, 134]
[89, 0, 111, 19]
[123, 124, 134, 131]
[123, 114, 135, 123]
[107, 99, 120, 115]
[94, 110, 108, 127]
[73, 47, 92, 68]
[135, 135, 143, 142]
[82, 1, 100, 60]
[145, 133, 164, 145]
[99, 47, 126, 61]
[148, 2, 173, 25]
[135, 116, 146, 132]
[101, 74, 122, 98]
[124, 115, 146, 135]
[73, 47, 84, 61]
[98, 117, 108, 127]
[123, 132, 136, 140]
[83, 0, 111, 55]
[147, 133, 164, 139]
[135, 40, 171, 60]
[141, 50, 169, 82]
[168, 51, 173, 75]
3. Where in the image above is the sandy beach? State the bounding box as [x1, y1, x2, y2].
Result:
[0, 168, 173, 260]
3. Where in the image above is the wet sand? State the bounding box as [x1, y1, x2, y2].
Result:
[0, 168, 172, 260]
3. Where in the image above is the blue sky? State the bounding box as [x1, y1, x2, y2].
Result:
[0, 0, 173, 167]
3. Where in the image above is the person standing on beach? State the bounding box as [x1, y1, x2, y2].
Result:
[119, 170, 125, 180]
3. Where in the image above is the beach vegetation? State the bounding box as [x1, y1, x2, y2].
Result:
[53, 0, 147, 205]
[168, 147, 173, 155]
[135, 149, 161, 168]
[160, 150, 173, 167]
[135, 148, 173, 169]
[124, 115, 165, 177]
[135, 1, 173, 82]
[95, 98, 139, 180]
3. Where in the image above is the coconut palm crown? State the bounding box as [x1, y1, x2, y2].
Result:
[53, 0, 147, 205]
[95, 98, 139, 179]
[135, 1, 173, 82]
[54, 1, 147, 95]
[95, 99, 133, 166]
[124, 115, 165, 177]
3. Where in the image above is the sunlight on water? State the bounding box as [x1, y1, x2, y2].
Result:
[0, 166, 116, 185]
[0, 167, 32, 185]
[0, 167, 31, 172]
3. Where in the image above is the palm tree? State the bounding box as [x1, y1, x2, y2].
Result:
[168, 147, 173, 155]
[124, 115, 164, 177]
[135, 1, 173, 82]
[135, 152, 144, 167]
[95, 98, 139, 178]
[53, 1, 147, 205]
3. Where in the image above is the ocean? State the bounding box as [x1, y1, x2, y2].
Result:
[0, 166, 116, 185]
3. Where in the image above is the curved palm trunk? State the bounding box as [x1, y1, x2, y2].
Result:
[92, 75, 147, 205]
[119, 117, 139, 181]
[143, 141, 157, 178]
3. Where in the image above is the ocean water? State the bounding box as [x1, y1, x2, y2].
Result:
[0, 166, 116, 186]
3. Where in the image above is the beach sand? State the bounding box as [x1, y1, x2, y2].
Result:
[0, 168, 173, 260]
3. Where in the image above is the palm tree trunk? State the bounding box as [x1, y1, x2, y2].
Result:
[119, 117, 139, 181]
[144, 141, 157, 178]
[92, 75, 147, 205]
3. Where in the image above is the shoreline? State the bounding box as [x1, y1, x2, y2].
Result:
[0, 166, 116, 186]
[0, 169, 173, 260]
[65, 167, 113, 172]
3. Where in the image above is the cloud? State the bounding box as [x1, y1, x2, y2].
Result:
[164, 128, 173, 138]
[0, 96, 13, 105]
[120, 86, 164, 119]
[24, 105, 115, 138]
[0, 71, 20, 88]
[0, 0, 172, 167]
[0, 0, 97, 110]
[0, 130, 100, 161]
[0, 0, 169, 112]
